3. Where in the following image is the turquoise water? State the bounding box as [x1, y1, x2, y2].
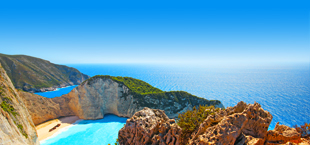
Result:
[37, 64, 310, 144]
[41, 115, 127, 145]
[35, 85, 78, 98]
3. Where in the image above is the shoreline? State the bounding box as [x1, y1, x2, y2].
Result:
[36, 116, 80, 142]
[34, 85, 78, 93]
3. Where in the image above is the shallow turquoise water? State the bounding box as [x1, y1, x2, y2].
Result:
[35, 85, 78, 98]
[41, 115, 127, 145]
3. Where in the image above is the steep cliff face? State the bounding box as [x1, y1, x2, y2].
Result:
[18, 91, 75, 125]
[0, 53, 90, 92]
[62, 76, 224, 119]
[18, 75, 223, 129]
[119, 102, 310, 145]
[0, 63, 39, 145]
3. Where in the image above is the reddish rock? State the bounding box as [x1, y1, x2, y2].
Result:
[189, 102, 272, 145]
[118, 102, 310, 145]
[118, 107, 182, 145]
[265, 122, 301, 144]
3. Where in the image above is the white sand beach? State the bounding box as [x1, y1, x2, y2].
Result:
[36, 116, 80, 141]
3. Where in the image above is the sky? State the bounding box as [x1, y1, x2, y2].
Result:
[0, 0, 309, 65]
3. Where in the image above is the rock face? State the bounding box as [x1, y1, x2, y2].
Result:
[18, 91, 75, 125]
[62, 77, 224, 119]
[18, 76, 223, 127]
[189, 101, 272, 145]
[265, 122, 301, 144]
[119, 102, 310, 145]
[0, 53, 89, 93]
[0, 63, 39, 145]
[121, 102, 298, 145]
[118, 107, 182, 145]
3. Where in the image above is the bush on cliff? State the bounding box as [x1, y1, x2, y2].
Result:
[84, 75, 163, 95]
[294, 123, 310, 138]
[176, 105, 221, 137]
[0, 97, 18, 117]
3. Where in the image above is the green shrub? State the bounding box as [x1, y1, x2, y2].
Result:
[84, 75, 163, 95]
[17, 124, 28, 138]
[176, 105, 220, 136]
[294, 123, 310, 138]
[1, 97, 18, 117]
[0, 97, 28, 139]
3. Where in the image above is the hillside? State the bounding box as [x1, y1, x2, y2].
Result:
[72, 75, 224, 119]
[0, 53, 90, 92]
[0, 62, 39, 145]
[84, 75, 222, 107]
[19, 75, 224, 124]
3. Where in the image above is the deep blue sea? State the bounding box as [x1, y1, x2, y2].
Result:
[38, 64, 310, 144]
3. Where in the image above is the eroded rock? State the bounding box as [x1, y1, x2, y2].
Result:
[118, 107, 182, 145]
[119, 102, 281, 145]
[265, 122, 301, 144]
[188, 102, 272, 145]
[18, 91, 75, 125]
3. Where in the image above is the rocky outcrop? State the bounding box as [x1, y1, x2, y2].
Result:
[62, 77, 224, 119]
[189, 101, 272, 145]
[119, 102, 309, 145]
[18, 91, 75, 125]
[0, 53, 89, 93]
[0, 63, 39, 145]
[265, 122, 301, 144]
[118, 107, 182, 145]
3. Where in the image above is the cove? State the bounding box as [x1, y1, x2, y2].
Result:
[41, 114, 127, 145]
[35, 85, 78, 98]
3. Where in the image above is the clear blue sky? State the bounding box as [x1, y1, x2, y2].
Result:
[0, 0, 309, 65]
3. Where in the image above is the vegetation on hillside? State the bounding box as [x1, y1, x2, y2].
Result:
[17, 124, 28, 138]
[84, 75, 222, 110]
[0, 92, 28, 138]
[1, 97, 18, 117]
[85, 75, 163, 95]
[0, 53, 89, 91]
[177, 105, 221, 137]
[0, 71, 28, 139]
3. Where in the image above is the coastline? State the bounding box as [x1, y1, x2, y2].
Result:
[34, 85, 78, 93]
[36, 116, 80, 142]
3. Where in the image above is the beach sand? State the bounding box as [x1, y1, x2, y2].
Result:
[36, 116, 80, 141]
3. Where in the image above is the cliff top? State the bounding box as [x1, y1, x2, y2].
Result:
[82, 75, 222, 109]
[84, 75, 163, 95]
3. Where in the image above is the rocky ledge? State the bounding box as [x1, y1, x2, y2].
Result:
[119, 101, 310, 145]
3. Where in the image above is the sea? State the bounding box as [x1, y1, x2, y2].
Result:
[38, 63, 310, 145]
